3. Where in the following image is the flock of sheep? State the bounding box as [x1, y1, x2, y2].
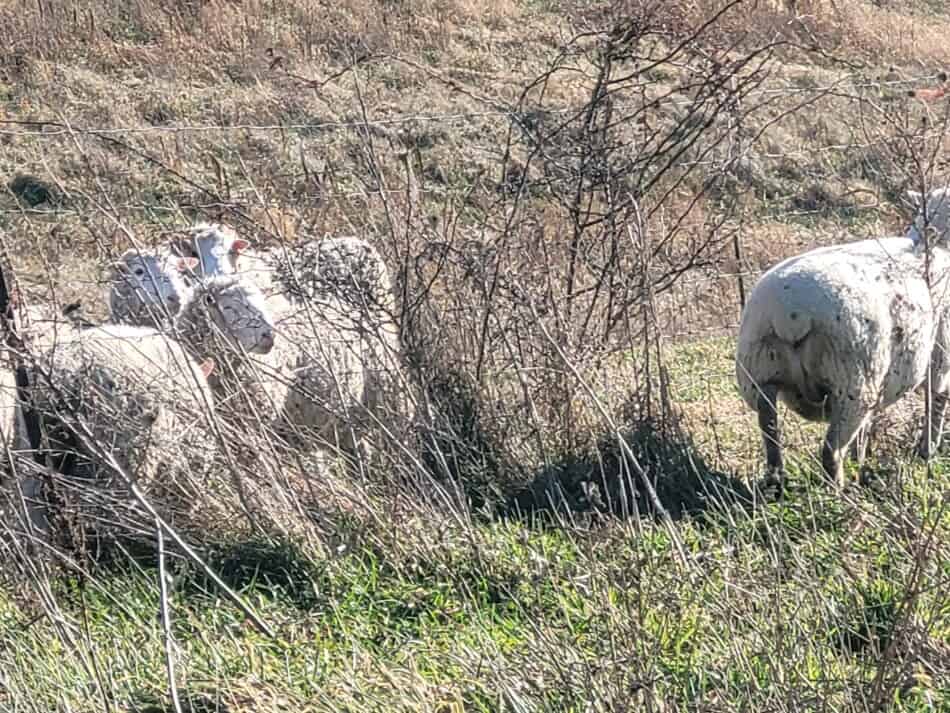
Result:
[0, 223, 414, 538]
[1, 184, 949, 544]
[737, 185, 950, 488]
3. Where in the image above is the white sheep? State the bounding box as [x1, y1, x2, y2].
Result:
[19, 323, 217, 536]
[736, 221, 950, 487]
[172, 274, 370, 458]
[170, 274, 280, 431]
[906, 185, 950, 245]
[107, 247, 198, 327]
[168, 222, 396, 316]
[1, 273, 275, 538]
[264, 290, 372, 458]
[168, 224, 413, 450]
[168, 222, 251, 277]
[172, 273, 276, 360]
[175, 266, 376, 460]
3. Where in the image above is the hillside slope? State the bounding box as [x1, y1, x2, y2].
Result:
[1, 2, 949, 711]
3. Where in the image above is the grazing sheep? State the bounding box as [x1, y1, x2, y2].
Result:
[107, 248, 198, 327]
[736, 232, 950, 487]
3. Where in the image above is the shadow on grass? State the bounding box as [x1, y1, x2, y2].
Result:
[174, 538, 323, 610]
[51, 536, 326, 612]
[500, 417, 754, 523]
[131, 691, 230, 713]
[416, 367, 524, 511]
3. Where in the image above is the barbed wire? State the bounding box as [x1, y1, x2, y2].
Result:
[0, 71, 944, 138]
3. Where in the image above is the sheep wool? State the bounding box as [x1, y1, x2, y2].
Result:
[165, 225, 415, 455]
[736, 235, 950, 486]
[22, 323, 217, 537]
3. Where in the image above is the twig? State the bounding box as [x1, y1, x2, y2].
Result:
[157, 518, 183, 713]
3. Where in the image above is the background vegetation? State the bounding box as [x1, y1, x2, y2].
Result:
[1, 0, 950, 710]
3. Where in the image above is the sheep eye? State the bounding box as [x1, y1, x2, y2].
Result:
[204, 294, 215, 306]
[133, 267, 145, 277]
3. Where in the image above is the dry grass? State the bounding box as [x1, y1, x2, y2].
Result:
[0, 0, 949, 710]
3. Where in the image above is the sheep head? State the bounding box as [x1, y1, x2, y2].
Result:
[176, 275, 276, 356]
[907, 186, 950, 246]
[169, 222, 251, 276]
[108, 249, 197, 323]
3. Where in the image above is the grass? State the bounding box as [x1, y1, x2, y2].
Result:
[2, 0, 950, 710]
[2, 335, 949, 710]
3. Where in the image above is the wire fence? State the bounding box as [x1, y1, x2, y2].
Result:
[0, 68, 945, 137]
[0, 66, 942, 351]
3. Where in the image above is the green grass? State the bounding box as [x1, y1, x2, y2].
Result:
[5, 488, 947, 711]
[3, 336, 949, 711]
[3, 0, 950, 709]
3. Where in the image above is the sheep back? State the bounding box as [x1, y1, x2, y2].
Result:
[25, 325, 216, 511]
[736, 237, 940, 420]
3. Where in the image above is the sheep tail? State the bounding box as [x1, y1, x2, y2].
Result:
[767, 308, 829, 407]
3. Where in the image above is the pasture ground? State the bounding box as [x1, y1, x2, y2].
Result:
[1, 1, 950, 710]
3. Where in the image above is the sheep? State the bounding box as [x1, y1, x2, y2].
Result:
[167, 223, 414, 449]
[172, 274, 366, 464]
[106, 247, 198, 327]
[167, 222, 251, 277]
[0, 296, 81, 478]
[259, 238, 410, 441]
[0, 360, 43, 533]
[1, 274, 275, 540]
[171, 272, 371, 457]
[736, 228, 950, 488]
[170, 274, 279, 427]
[19, 323, 217, 538]
[906, 185, 950, 245]
[266, 290, 373, 458]
[168, 222, 396, 316]
[172, 273, 276, 361]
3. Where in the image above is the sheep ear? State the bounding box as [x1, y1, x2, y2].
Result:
[199, 358, 215, 378]
[231, 239, 250, 254]
[907, 190, 924, 208]
[111, 260, 130, 274]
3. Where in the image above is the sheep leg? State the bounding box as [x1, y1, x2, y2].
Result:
[919, 317, 950, 460]
[17, 474, 51, 536]
[917, 390, 949, 460]
[823, 405, 868, 489]
[757, 383, 783, 480]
